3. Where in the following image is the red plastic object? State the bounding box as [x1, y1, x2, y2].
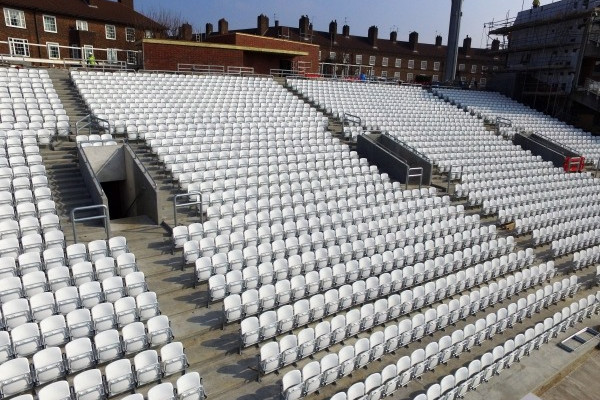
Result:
[563, 156, 585, 172]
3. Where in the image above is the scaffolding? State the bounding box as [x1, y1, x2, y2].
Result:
[485, 0, 600, 117]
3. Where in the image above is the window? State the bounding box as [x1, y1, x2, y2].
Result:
[460, 76, 466, 82]
[47, 42, 60, 59]
[355, 54, 362, 64]
[329, 51, 336, 60]
[382, 57, 388, 67]
[105, 24, 116, 40]
[381, 70, 387, 77]
[394, 71, 401, 78]
[342, 53, 350, 64]
[395, 58, 401, 68]
[480, 78, 487, 85]
[43, 15, 56, 33]
[493, 66, 499, 71]
[125, 27, 135, 42]
[408, 59, 414, 69]
[76, 20, 88, 31]
[433, 62, 440, 71]
[70, 44, 81, 59]
[369, 55, 376, 65]
[4, 8, 25, 28]
[318, 51, 321, 60]
[406, 72, 413, 81]
[107, 48, 118, 63]
[458, 63, 465, 71]
[9, 38, 29, 56]
[421, 60, 427, 70]
[83, 45, 93, 60]
[127, 51, 138, 65]
[481, 65, 488, 72]
[471, 64, 477, 73]
[433, 75, 439, 82]
[144, 30, 154, 38]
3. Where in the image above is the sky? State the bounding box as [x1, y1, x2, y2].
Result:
[138, 0, 560, 48]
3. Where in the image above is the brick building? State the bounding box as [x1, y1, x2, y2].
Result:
[0, 0, 161, 66]
[235, 15, 504, 85]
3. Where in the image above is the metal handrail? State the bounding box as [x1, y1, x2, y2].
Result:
[341, 112, 362, 135]
[75, 114, 111, 136]
[381, 132, 431, 163]
[71, 205, 110, 243]
[173, 192, 203, 228]
[407, 167, 423, 190]
[77, 142, 106, 201]
[124, 143, 157, 190]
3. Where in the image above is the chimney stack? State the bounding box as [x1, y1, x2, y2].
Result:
[257, 14, 269, 35]
[205, 23, 213, 36]
[491, 38, 500, 51]
[179, 23, 192, 41]
[463, 35, 472, 52]
[435, 35, 443, 46]
[409, 31, 419, 51]
[274, 20, 279, 27]
[390, 30, 397, 43]
[329, 20, 337, 43]
[299, 15, 310, 39]
[218, 18, 228, 35]
[342, 24, 350, 37]
[368, 25, 378, 48]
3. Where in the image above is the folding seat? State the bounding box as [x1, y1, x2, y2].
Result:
[148, 315, 173, 346]
[72, 368, 105, 400]
[33, 346, 66, 385]
[64, 336, 95, 373]
[66, 243, 88, 265]
[176, 371, 205, 400]
[0, 357, 34, 397]
[137, 291, 160, 321]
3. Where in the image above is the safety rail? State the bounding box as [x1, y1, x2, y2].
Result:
[227, 66, 254, 75]
[75, 114, 111, 136]
[77, 141, 107, 201]
[124, 143, 157, 190]
[173, 192, 203, 231]
[341, 112, 362, 135]
[270, 69, 300, 77]
[177, 64, 225, 74]
[381, 132, 431, 163]
[407, 167, 424, 190]
[71, 205, 111, 243]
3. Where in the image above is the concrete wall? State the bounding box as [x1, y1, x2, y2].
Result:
[80, 144, 159, 224]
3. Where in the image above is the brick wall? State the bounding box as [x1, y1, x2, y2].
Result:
[0, 8, 144, 63]
[142, 42, 244, 71]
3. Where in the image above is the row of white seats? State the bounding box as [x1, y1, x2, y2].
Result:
[532, 216, 600, 246]
[551, 228, 600, 257]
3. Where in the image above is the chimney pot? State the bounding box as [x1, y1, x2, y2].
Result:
[409, 31, 419, 51]
[342, 24, 350, 37]
[390, 31, 397, 43]
[463, 35, 472, 51]
[368, 25, 378, 48]
[435, 35, 443, 46]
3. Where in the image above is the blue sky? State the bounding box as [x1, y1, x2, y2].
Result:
[138, 0, 558, 48]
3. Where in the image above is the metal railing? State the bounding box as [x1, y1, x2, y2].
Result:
[381, 132, 431, 163]
[177, 64, 225, 74]
[75, 114, 112, 136]
[77, 141, 107, 202]
[173, 192, 203, 228]
[124, 143, 157, 190]
[406, 167, 423, 190]
[341, 112, 362, 135]
[71, 205, 111, 243]
[227, 66, 254, 75]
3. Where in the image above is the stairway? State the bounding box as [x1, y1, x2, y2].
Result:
[46, 68, 92, 136]
[127, 141, 203, 230]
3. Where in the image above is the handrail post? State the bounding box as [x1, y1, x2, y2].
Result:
[70, 205, 111, 243]
[173, 192, 203, 227]
[447, 165, 452, 193]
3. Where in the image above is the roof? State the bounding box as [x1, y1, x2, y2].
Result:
[0, 0, 162, 29]
[235, 26, 496, 61]
[143, 38, 310, 57]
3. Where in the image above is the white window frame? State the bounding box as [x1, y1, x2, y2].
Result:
[355, 54, 362, 64]
[144, 30, 154, 39]
[369, 55, 376, 66]
[471, 64, 478, 73]
[481, 65, 488, 71]
[493, 66, 499, 71]
[433, 61, 440, 71]
[480, 77, 487, 85]
[381, 70, 387, 77]
[395, 58, 401, 68]
[125, 27, 135, 42]
[47, 42, 60, 59]
[420, 60, 427, 70]
[4, 8, 25, 28]
[70, 44, 81, 60]
[406, 72, 414, 81]
[76, 20, 88, 31]
[458, 63, 465, 71]
[382, 57, 388, 67]
[43, 15, 57, 33]
[394, 71, 401, 78]
[433, 75, 439, 82]
[9, 37, 29, 57]
[127, 50, 138, 65]
[107, 48, 118, 63]
[408, 59, 414, 69]
[105, 24, 116, 40]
